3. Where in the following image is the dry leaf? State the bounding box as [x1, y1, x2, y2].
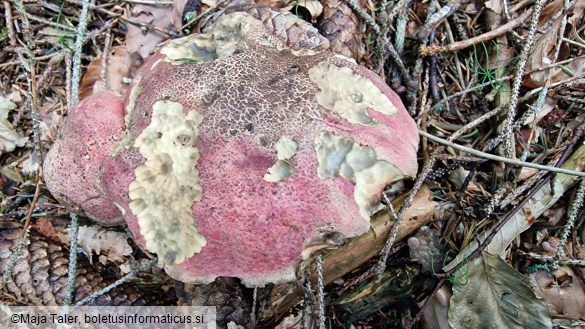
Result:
[20, 151, 39, 175]
[532, 267, 585, 319]
[484, 0, 502, 14]
[79, 46, 138, 100]
[296, 0, 323, 19]
[126, 4, 174, 59]
[63, 225, 133, 265]
[0, 96, 27, 154]
[449, 253, 552, 329]
[36, 100, 64, 143]
[522, 95, 557, 125]
[523, 0, 585, 87]
[34, 217, 58, 241]
[420, 286, 452, 329]
[171, 0, 188, 30]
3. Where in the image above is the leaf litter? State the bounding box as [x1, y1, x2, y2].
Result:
[1, 0, 585, 328]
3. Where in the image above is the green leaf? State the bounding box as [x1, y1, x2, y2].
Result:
[448, 253, 551, 329]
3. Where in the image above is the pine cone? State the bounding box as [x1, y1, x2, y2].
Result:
[176, 277, 253, 329]
[317, 0, 364, 61]
[0, 219, 172, 306]
[223, 3, 330, 51]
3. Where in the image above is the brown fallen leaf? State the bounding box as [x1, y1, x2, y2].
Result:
[126, 4, 174, 59]
[79, 46, 142, 100]
[523, 0, 585, 87]
[532, 267, 585, 319]
[34, 217, 58, 241]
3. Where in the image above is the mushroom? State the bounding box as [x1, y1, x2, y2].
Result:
[44, 12, 419, 286]
[44, 91, 125, 225]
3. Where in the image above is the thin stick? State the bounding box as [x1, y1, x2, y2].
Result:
[345, 0, 380, 34]
[74, 258, 158, 306]
[3, 1, 17, 46]
[419, 130, 585, 177]
[419, 10, 532, 56]
[63, 214, 80, 306]
[502, 0, 546, 158]
[553, 178, 585, 268]
[375, 151, 438, 277]
[70, 0, 91, 108]
[316, 255, 325, 329]
[416, 0, 464, 40]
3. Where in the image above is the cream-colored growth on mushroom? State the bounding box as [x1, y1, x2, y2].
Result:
[129, 100, 206, 265]
[161, 13, 263, 64]
[309, 62, 398, 125]
[112, 83, 142, 157]
[264, 136, 298, 182]
[275, 136, 298, 160]
[315, 132, 403, 219]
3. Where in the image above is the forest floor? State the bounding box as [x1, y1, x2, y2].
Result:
[1, 0, 585, 328]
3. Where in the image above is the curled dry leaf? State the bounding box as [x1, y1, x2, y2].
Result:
[62, 225, 133, 265]
[531, 267, 585, 319]
[523, 0, 585, 88]
[293, 0, 323, 21]
[522, 94, 557, 126]
[79, 46, 141, 101]
[0, 96, 27, 154]
[126, 4, 174, 59]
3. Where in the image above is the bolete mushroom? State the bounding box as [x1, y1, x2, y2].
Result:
[44, 91, 125, 225]
[44, 11, 419, 286]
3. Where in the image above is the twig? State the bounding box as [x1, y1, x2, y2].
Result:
[74, 258, 158, 306]
[63, 0, 179, 38]
[418, 130, 585, 177]
[553, 178, 585, 269]
[416, 0, 464, 40]
[251, 287, 258, 326]
[1, 227, 30, 286]
[405, 278, 447, 329]
[70, 0, 91, 108]
[374, 151, 438, 277]
[316, 255, 325, 329]
[123, 0, 174, 4]
[63, 214, 79, 306]
[502, 0, 546, 158]
[65, 52, 72, 111]
[3, 1, 17, 46]
[16, 47, 44, 241]
[301, 272, 313, 329]
[344, 0, 380, 34]
[12, 0, 34, 50]
[25, 12, 77, 32]
[99, 25, 114, 91]
[387, 0, 410, 24]
[522, 252, 585, 267]
[419, 9, 532, 56]
[429, 53, 585, 113]
[406, 58, 423, 115]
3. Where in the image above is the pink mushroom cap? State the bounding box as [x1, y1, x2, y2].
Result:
[44, 91, 125, 225]
[45, 12, 419, 286]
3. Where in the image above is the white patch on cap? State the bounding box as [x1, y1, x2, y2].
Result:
[308, 62, 398, 125]
[160, 12, 262, 64]
[315, 131, 403, 219]
[264, 136, 298, 182]
[129, 100, 206, 265]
